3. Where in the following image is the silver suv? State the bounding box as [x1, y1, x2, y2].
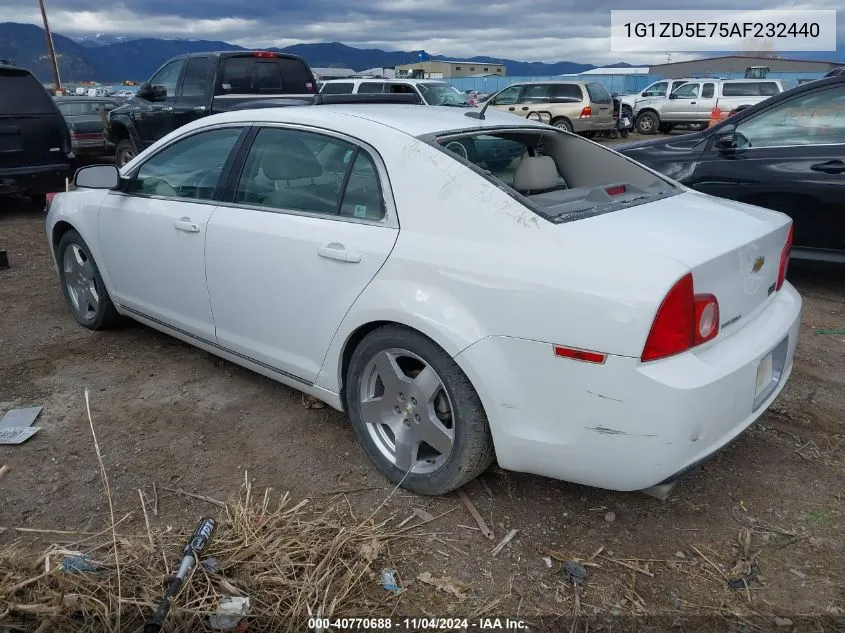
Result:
[634, 78, 784, 134]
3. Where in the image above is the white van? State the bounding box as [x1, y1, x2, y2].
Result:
[320, 78, 472, 106]
[634, 78, 784, 134]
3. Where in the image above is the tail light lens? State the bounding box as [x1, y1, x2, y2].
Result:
[252, 51, 280, 58]
[776, 225, 793, 291]
[579, 106, 592, 118]
[641, 273, 720, 362]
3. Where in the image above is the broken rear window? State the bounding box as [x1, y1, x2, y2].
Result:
[433, 128, 679, 223]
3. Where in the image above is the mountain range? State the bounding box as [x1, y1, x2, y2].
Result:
[1, 21, 617, 83]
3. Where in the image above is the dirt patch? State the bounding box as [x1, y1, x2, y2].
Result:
[1, 193, 843, 627]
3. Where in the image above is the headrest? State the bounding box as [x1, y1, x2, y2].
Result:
[260, 137, 323, 181]
[512, 155, 559, 193]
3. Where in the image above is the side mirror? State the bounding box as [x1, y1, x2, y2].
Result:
[152, 85, 167, 99]
[135, 82, 154, 99]
[74, 164, 120, 189]
[714, 131, 736, 150]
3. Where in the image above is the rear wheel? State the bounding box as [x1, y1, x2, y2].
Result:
[56, 230, 122, 330]
[345, 325, 495, 495]
[115, 139, 136, 167]
[551, 117, 574, 133]
[635, 111, 659, 135]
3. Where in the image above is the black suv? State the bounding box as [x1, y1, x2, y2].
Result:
[0, 64, 72, 204]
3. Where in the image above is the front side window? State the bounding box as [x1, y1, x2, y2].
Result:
[734, 85, 845, 148]
[491, 85, 522, 105]
[234, 127, 386, 219]
[642, 81, 668, 97]
[148, 60, 185, 98]
[671, 83, 700, 99]
[128, 127, 243, 199]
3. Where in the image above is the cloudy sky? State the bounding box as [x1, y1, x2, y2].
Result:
[4, 0, 844, 64]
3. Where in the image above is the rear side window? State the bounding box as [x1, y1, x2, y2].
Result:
[321, 82, 354, 94]
[358, 82, 385, 94]
[551, 84, 583, 101]
[220, 56, 314, 95]
[722, 82, 779, 97]
[0, 69, 55, 115]
[585, 83, 612, 104]
[701, 83, 715, 98]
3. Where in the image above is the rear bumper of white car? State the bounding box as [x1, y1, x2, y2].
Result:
[455, 282, 802, 492]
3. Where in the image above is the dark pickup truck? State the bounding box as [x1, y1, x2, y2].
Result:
[106, 51, 317, 165]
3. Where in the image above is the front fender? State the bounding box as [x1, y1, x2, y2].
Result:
[107, 113, 142, 150]
[314, 278, 487, 394]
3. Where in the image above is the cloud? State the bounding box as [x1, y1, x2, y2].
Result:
[3, 0, 843, 64]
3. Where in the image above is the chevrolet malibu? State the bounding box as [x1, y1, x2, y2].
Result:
[45, 104, 801, 498]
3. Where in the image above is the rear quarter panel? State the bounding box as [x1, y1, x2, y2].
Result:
[315, 128, 690, 393]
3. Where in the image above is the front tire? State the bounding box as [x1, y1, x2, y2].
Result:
[345, 325, 495, 496]
[635, 111, 659, 135]
[56, 229, 121, 330]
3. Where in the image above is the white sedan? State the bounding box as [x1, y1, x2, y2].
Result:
[46, 103, 801, 498]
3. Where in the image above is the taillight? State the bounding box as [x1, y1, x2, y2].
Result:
[554, 345, 606, 364]
[641, 273, 720, 362]
[776, 225, 793, 291]
[579, 106, 592, 118]
[252, 51, 280, 58]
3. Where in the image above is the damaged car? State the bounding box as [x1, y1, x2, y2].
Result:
[46, 102, 801, 498]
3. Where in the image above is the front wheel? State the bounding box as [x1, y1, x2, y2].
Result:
[115, 139, 136, 167]
[345, 326, 495, 495]
[56, 229, 122, 330]
[635, 111, 659, 135]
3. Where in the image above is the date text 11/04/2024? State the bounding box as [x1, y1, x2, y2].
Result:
[306, 618, 528, 630]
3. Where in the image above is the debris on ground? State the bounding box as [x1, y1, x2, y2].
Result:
[0, 465, 9, 480]
[563, 561, 587, 585]
[457, 489, 494, 540]
[543, 556, 553, 568]
[789, 568, 808, 580]
[208, 596, 251, 630]
[60, 554, 100, 572]
[0, 477, 410, 632]
[675, 551, 686, 559]
[201, 557, 221, 573]
[491, 528, 518, 557]
[379, 568, 402, 594]
[0, 406, 43, 445]
[728, 559, 760, 590]
[416, 572, 469, 601]
[300, 393, 326, 409]
[604, 511, 616, 523]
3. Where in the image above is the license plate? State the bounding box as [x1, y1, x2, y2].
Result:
[621, 117, 631, 127]
[755, 352, 774, 398]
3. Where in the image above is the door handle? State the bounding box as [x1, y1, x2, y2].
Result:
[508, 107, 515, 111]
[521, 106, 529, 111]
[161, 106, 174, 112]
[810, 160, 845, 174]
[690, 101, 697, 104]
[193, 105, 207, 113]
[173, 218, 199, 233]
[318, 243, 361, 263]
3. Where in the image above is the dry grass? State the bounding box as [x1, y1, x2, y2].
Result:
[0, 473, 404, 632]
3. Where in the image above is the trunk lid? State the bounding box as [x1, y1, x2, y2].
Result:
[0, 68, 70, 169]
[560, 190, 791, 340]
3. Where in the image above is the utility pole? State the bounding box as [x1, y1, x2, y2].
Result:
[37, 0, 62, 93]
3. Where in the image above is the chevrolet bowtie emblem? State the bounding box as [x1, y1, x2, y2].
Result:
[751, 256, 765, 273]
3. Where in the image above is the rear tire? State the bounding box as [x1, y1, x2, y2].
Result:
[56, 229, 122, 330]
[551, 117, 574, 133]
[345, 325, 495, 496]
[635, 111, 659, 135]
[115, 139, 136, 167]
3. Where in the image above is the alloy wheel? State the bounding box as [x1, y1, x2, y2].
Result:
[62, 244, 99, 322]
[358, 348, 455, 475]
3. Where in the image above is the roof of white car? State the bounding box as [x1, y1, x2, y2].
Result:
[203, 104, 548, 138]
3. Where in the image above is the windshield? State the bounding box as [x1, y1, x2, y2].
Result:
[418, 82, 471, 106]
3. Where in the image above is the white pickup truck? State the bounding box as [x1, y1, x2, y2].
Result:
[631, 78, 784, 134]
